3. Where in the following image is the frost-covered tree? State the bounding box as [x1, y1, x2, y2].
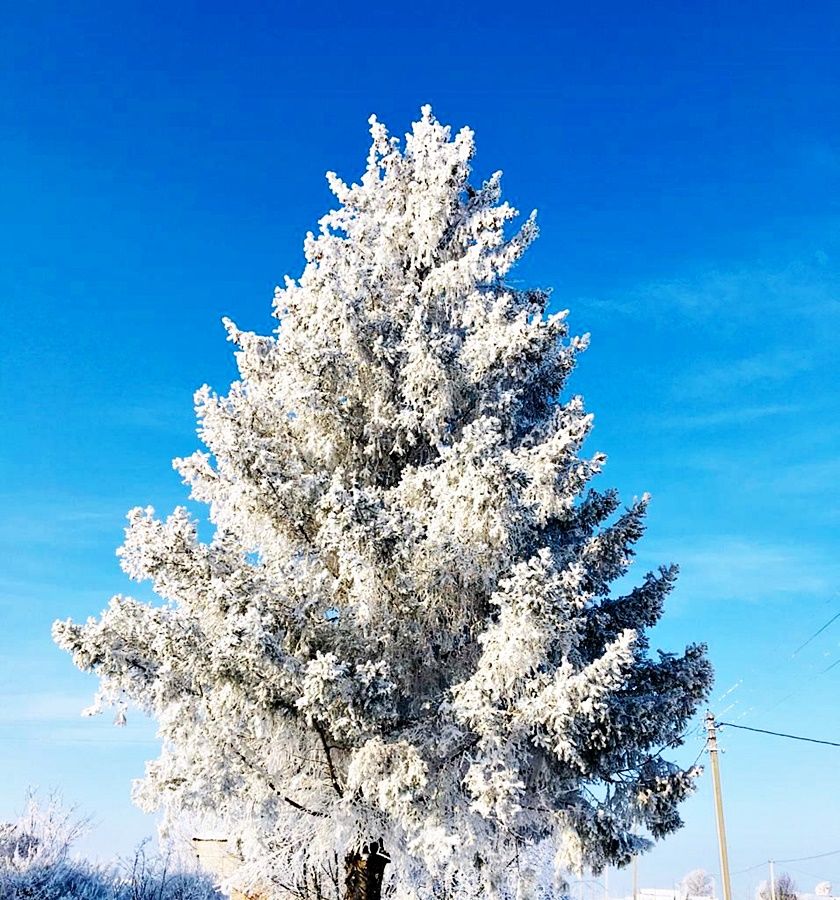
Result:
[759, 874, 798, 900]
[0, 794, 221, 900]
[815, 882, 832, 897]
[682, 869, 714, 898]
[54, 107, 712, 900]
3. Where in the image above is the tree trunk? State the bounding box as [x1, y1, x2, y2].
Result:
[344, 841, 388, 900]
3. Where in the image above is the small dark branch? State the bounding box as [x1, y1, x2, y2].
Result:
[228, 743, 328, 819]
[242, 453, 322, 557]
[265, 477, 320, 552]
[283, 795, 328, 819]
[439, 735, 481, 768]
[315, 721, 344, 797]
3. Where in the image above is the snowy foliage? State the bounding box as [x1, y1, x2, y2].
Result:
[759, 874, 799, 900]
[682, 868, 714, 898]
[0, 795, 221, 900]
[0, 793, 88, 874]
[54, 107, 712, 899]
[815, 882, 832, 897]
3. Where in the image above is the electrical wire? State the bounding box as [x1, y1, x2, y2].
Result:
[748, 650, 840, 721]
[731, 600, 840, 724]
[707, 721, 840, 880]
[689, 740, 708, 771]
[791, 610, 840, 657]
[717, 722, 840, 748]
[785, 864, 840, 883]
[729, 850, 840, 878]
[776, 849, 840, 864]
[730, 862, 770, 876]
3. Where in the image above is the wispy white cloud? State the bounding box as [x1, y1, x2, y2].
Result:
[0, 691, 92, 724]
[669, 446, 840, 499]
[113, 396, 197, 435]
[0, 575, 110, 608]
[658, 403, 801, 430]
[742, 457, 840, 501]
[582, 253, 840, 324]
[639, 537, 839, 604]
[674, 349, 815, 398]
[0, 499, 123, 549]
[0, 691, 158, 747]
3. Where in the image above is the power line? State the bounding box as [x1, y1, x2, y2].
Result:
[689, 740, 708, 771]
[748, 646, 840, 721]
[776, 849, 840, 864]
[717, 722, 840, 748]
[730, 861, 769, 876]
[791, 610, 840, 657]
[785, 865, 840, 882]
[729, 599, 840, 724]
[729, 850, 840, 877]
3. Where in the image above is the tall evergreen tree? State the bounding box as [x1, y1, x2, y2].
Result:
[54, 107, 712, 900]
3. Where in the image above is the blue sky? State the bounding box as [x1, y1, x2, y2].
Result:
[1, 0, 838, 893]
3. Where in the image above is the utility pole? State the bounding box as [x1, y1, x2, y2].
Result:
[632, 856, 639, 900]
[769, 860, 777, 900]
[705, 711, 733, 900]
